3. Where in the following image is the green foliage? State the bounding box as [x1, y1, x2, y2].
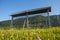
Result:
[0, 27, 60, 40]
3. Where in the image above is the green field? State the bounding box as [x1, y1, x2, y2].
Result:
[0, 27, 60, 40]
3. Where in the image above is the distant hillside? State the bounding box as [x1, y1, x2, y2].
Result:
[0, 15, 60, 28]
[50, 15, 60, 26]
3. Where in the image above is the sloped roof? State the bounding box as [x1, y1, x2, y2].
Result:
[10, 6, 51, 17]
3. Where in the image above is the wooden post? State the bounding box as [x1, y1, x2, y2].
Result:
[57, 15, 60, 26]
[11, 16, 13, 28]
[47, 10, 51, 27]
[26, 13, 29, 28]
[23, 19, 26, 29]
[45, 17, 48, 27]
[23, 13, 30, 29]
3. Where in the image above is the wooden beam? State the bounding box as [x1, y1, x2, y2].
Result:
[10, 16, 13, 28]
[26, 13, 30, 28]
[47, 10, 51, 27]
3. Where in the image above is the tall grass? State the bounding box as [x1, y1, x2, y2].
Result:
[0, 27, 60, 40]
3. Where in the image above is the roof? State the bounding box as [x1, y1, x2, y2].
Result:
[10, 6, 51, 17]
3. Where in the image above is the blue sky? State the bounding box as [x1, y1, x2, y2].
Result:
[0, 0, 60, 21]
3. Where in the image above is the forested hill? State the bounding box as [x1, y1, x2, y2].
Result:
[0, 15, 60, 28]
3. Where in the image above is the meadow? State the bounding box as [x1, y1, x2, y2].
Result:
[0, 27, 60, 40]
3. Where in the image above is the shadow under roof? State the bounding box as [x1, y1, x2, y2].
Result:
[10, 6, 51, 17]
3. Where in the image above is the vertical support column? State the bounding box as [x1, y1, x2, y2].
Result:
[23, 19, 26, 29]
[47, 10, 51, 27]
[26, 13, 29, 28]
[11, 16, 13, 28]
[57, 15, 60, 26]
[45, 16, 48, 27]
